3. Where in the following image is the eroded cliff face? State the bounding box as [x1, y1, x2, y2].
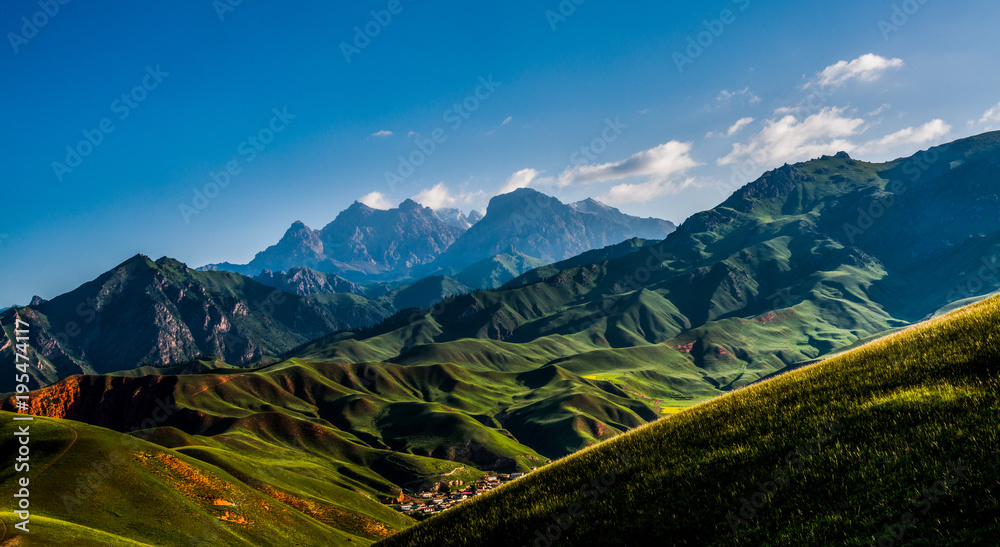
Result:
[6, 374, 169, 427]
[3, 373, 218, 435]
[203, 200, 468, 281]
[253, 267, 366, 297]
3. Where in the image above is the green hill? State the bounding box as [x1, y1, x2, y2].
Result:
[5, 135, 1000, 544]
[452, 251, 550, 290]
[374, 293, 1000, 546]
[299, 133, 1000, 404]
[386, 275, 474, 311]
[0, 413, 412, 546]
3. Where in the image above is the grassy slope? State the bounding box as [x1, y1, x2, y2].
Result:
[307, 135, 1000, 412]
[0, 414, 395, 546]
[294, 157, 906, 398]
[376, 294, 1000, 546]
[503, 238, 652, 289]
[453, 251, 550, 290]
[2, 339, 690, 543]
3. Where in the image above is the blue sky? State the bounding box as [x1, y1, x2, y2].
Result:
[2, 0, 1000, 305]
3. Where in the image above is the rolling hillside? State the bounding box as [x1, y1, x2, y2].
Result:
[0, 347, 691, 544]
[4, 134, 1000, 545]
[0, 412, 413, 546]
[299, 133, 1000, 403]
[374, 292, 1000, 546]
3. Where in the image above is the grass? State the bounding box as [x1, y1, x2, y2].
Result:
[374, 293, 1000, 546]
[7, 135, 1000, 544]
[0, 416, 388, 546]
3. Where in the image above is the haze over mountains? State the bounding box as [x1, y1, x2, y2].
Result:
[202, 199, 466, 280]
[202, 189, 676, 285]
[7, 133, 1000, 394]
[0, 189, 674, 392]
[5, 133, 1000, 545]
[297, 133, 1000, 395]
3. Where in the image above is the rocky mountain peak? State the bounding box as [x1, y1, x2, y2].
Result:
[399, 198, 425, 212]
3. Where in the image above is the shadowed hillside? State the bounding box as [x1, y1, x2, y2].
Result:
[375, 293, 1000, 546]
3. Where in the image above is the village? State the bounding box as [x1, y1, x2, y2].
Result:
[381, 470, 532, 518]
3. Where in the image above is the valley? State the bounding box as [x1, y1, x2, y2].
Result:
[4, 133, 1000, 544]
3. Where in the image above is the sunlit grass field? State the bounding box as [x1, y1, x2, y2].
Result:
[376, 294, 1000, 546]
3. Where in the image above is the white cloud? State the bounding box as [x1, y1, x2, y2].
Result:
[359, 191, 393, 210]
[499, 168, 543, 194]
[501, 116, 512, 126]
[706, 118, 754, 139]
[978, 103, 1000, 124]
[411, 182, 482, 210]
[867, 103, 892, 117]
[408, 131, 419, 137]
[811, 53, 904, 88]
[557, 141, 700, 187]
[598, 177, 699, 205]
[718, 107, 864, 166]
[856, 119, 951, 155]
[371, 130, 393, 137]
[727, 117, 755, 136]
[710, 87, 761, 110]
[720, 102, 955, 166]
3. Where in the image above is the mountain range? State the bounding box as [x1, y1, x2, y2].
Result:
[4, 132, 1000, 545]
[0, 255, 393, 391]
[201, 199, 467, 281]
[293, 134, 1000, 401]
[0, 190, 674, 392]
[202, 190, 676, 286]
